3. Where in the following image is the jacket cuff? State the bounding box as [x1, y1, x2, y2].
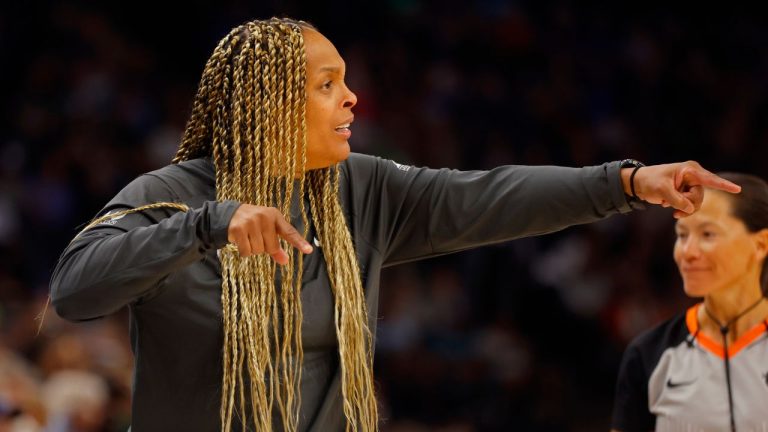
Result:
[606, 161, 645, 214]
[206, 200, 241, 249]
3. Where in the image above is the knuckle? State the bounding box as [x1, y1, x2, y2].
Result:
[229, 223, 243, 235]
[247, 215, 262, 229]
[240, 205, 256, 218]
[254, 210, 267, 223]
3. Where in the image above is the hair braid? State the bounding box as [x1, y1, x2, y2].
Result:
[307, 168, 378, 432]
[176, 31, 234, 163]
[170, 18, 379, 432]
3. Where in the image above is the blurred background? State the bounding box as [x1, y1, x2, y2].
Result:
[1, 1, 766, 431]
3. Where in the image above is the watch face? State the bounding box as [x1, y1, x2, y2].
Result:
[622, 159, 644, 168]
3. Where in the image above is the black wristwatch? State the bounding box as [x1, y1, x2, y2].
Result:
[620, 158, 645, 170]
[620, 158, 646, 207]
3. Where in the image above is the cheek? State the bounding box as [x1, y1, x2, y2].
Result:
[719, 245, 752, 273]
[305, 95, 327, 128]
[305, 110, 326, 146]
[305, 107, 320, 135]
[713, 238, 741, 260]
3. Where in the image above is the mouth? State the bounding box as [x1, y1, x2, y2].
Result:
[334, 123, 351, 132]
[681, 267, 710, 274]
[334, 118, 353, 138]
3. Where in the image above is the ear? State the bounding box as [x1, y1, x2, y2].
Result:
[754, 228, 768, 261]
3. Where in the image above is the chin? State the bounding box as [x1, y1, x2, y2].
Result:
[682, 282, 710, 298]
[333, 143, 351, 162]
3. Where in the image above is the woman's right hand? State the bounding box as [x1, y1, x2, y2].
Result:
[227, 204, 313, 265]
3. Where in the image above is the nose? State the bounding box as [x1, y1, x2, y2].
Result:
[680, 236, 701, 259]
[342, 84, 357, 109]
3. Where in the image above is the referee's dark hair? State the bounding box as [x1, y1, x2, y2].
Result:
[717, 172, 768, 296]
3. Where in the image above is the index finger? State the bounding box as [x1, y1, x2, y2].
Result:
[275, 217, 313, 254]
[682, 166, 742, 194]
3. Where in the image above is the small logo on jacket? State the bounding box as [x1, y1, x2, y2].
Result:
[98, 211, 126, 225]
[666, 378, 696, 388]
[391, 161, 411, 172]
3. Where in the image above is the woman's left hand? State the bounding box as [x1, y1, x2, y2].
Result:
[622, 161, 742, 218]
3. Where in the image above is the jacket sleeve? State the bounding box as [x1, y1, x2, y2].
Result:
[49, 173, 240, 321]
[341, 154, 635, 266]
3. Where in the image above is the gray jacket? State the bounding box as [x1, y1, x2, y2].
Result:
[51, 153, 635, 431]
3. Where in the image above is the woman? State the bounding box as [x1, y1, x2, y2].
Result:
[50, 18, 739, 432]
[611, 173, 768, 432]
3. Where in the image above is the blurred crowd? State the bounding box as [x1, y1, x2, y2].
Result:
[1, 2, 766, 431]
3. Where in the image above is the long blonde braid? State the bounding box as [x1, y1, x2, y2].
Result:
[307, 168, 377, 431]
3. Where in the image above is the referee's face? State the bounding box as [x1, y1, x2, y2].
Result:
[303, 29, 358, 171]
[673, 191, 765, 298]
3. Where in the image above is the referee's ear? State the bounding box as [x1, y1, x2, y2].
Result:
[754, 228, 768, 258]
[755, 228, 768, 296]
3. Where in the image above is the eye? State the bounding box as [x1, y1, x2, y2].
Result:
[702, 231, 716, 239]
[676, 232, 688, 240]
[321, 80, 333, 90]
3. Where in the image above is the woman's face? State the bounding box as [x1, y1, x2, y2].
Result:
[302, 29, 358, 171]
[674, 191, 767, 297]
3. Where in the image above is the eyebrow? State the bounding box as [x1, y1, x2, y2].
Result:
[675, 221, 719, 230]
[317, 65, 345, 74]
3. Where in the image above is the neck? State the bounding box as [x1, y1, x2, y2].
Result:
[705, 291, 763, 324]
[700, 279, 767, 340]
